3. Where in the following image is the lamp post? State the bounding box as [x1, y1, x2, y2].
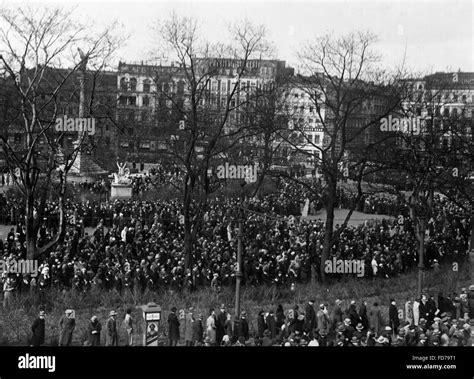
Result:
[235, 179, 245, 322]
[417, 216, 426, 299]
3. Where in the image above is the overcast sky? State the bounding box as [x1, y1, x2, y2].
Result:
[5, 0, 474, 73]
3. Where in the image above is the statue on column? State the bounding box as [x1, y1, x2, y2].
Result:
[113, 162, 131, 185]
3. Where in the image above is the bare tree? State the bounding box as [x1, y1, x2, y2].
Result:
[290, 31, 409, 282]
[149, 14, 272, 281]
[0, 6, 122, 259]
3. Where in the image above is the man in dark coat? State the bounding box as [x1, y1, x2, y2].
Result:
[359, 300, 369, 330]
[238, 311, 249, 342]
[304, 299, 316, 334]
[31, 310, 46, 346]
[216, 304, 227, 344]
[389, 299, 400, 335]
[419, 295, 435, 326]
[266, 310, 277, 339]
[87, 315, 102, 346]
[348, 300, 361, 327]
[167, 307, 180, 346]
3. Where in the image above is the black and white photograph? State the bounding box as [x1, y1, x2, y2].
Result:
[0, 0, 472, 377]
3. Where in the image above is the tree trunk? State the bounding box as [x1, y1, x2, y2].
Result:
[25, 194, 36, 260]
[320, 179, 336, 283]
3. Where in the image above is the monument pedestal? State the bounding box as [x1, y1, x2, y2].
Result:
[111, 183, 133, 200]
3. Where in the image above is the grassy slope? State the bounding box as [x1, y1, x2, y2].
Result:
[0, 260, 471, 346]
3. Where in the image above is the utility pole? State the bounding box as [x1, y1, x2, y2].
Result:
[417, 217, 426, 299]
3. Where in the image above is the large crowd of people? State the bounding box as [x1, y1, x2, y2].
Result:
[0, 188, 470, 295]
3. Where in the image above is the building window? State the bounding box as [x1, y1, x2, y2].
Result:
[211, 81, 218, 91]
[129, 78, 137, 91]
[443, 108, 450, 117]
[128, 96, 136, 106]
[142, 96, 149, 107]
[119, 96, 127, 105]
[453, 93, 458, 102]
[120, 78, 127, 91]
[143, 80, 151, 93]
[314, 135, 320, 144]
[221, 82, 227, 92]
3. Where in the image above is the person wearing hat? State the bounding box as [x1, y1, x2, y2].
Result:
[58, 309, 75, 346]
[238, 311, 250, 342]
[304, 299, 316, 335]
[184, 307, 195, 346]
[30, 310, 46, 347]
[105, 310, 118, 346]
[266, 309, 277, 339]
[168, 307, 180, 346]
[348, 300, 361, 328]
[389, 299, 400, 336]
[87, 315, 102, 346]
[216, 304, 227, 344]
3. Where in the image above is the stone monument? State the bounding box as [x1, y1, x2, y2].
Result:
[111, 162, 133, 199]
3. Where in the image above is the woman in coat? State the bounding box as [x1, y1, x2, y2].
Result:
[31, 310, 46, 346]
[206, 309, 217, 345]
[58, 310, 75, 346]
[88, 316, 102, 346]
